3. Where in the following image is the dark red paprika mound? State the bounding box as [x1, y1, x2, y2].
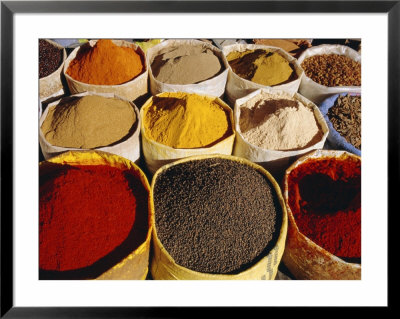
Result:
[40, 164, 142, 272]
[287, 156, 361, 261]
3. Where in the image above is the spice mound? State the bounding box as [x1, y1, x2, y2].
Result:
[226, 49, 295, 86]
[66, 39, 144, 85]
[151, 45, 223, 85]
[239, 93, 323, 151]
[328, 94, 361, 149]
[39, 39, 63, 78]
[301, 54, 361, 87]
[39, 164, 148, 272]
[143, 92, 232, 149]
[153, 158, 282, 274]
[287, 156, 361, 261]
[41, 95, 136, 149]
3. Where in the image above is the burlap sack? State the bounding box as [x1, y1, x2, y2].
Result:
[297, 44, 361, 105]
[39, 39, 67, 103]
[140, 92, 235, 175]
[63, 39, 148, 101]
[39, 150, 152, 280]
[150, 154, 288, 280]
[39, 92, 141, 164]
[282, 149, 361, 280]
[232, 88, 328, 181]
[222, 43, 304, 105]
[146, 39, 229, 98]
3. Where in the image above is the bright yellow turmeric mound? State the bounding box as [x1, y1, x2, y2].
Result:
[143, 92, 232, 149]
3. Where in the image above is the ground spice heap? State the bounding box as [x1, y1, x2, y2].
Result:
[39, 164, 149, 273]
[66, 39, 144, 85]
[227, 49, 295, 86]
[328, 94, 361, 149]
[287, 156, 361, 262]
[153, 158, 282, 274]
[151, 45, 223, 84]
[301, 54, 361, 87]
[39, 39, 63, 78]
[239, 93, 323, 150]
[143, 92, 232, 149]
[41, 95, 136, 149]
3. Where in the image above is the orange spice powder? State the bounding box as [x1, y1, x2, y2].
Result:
[66, 39, 144, 85]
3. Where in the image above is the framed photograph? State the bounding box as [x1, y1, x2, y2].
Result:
[1, 0, 395, 317]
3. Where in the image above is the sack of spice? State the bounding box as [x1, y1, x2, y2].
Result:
[222, 43, 304, 105]
[233, 88, 329, 182]
[150, 154, 288, 280]
[140, 92, 235, 175]
[146, 39, 229, 97]
[39, 92, 141, 163]
[282, 149, 361, 280]
[63, 39, 148, 101]
[39, 150, 152, 280]
[297, 44, 361, 105]
[319, 93, 361, 156]
[39, 39, 67, 103]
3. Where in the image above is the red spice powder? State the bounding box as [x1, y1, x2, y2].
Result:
[287, 157, 361, 260]
[39, 164, 138, 271]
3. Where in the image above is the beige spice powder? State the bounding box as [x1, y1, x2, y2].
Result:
[41, 95, 136, 149]
[239, 95, 323, 151]
[151, 45, 223, 85]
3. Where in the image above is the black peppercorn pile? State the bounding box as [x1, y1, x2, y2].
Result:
[39, 39, 63, 79]
[153, 158, 281, 274]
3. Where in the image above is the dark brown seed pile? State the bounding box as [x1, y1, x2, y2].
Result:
[328, 94, 361, 149]
[153, 158, 282, 274]
[301, 54, 361, 87]
[39, 39, 63, 78]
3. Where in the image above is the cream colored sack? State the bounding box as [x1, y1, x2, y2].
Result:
[63, 40, 148, 101]
[233, 88, 328, 180]
[150, 154, 288, 280]
[39, 92, 141, 164]
[222, 44, 304, 105]
[39, 150, 152, 280]
[140, 93, 235, 175]
[39, 39, 67, 103]
[282, 150, 361, 280]
[298, 44, 361, 105]
[146, 39, 229, 98]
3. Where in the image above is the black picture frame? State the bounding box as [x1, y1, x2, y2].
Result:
[1, 0, 396, 317]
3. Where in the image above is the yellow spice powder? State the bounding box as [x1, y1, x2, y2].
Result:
[143, 92, 231, 149]
[227, 49, 294, 86]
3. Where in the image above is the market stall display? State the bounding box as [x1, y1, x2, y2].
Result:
[38, 38, 362, 281]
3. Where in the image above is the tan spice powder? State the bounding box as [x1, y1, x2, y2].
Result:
[151, 45, 223, 85]
[41, 95, 136, 148]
